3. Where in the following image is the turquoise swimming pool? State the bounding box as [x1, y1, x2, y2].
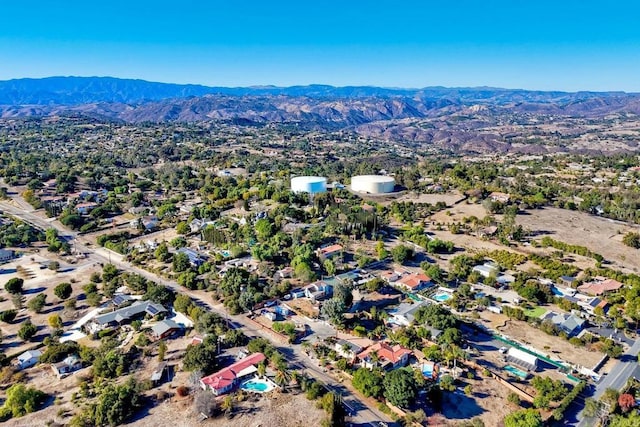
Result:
[241, 378, 275, 393]
[433, 292, 452, 302]
[504, 365, 528, 379]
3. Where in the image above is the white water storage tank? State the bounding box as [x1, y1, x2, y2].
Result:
[351, 175, 395, 194]
[291, 176, 327, 194]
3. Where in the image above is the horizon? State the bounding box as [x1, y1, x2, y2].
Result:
[1, 1, 640, 91]
[2, 75, 638, 95]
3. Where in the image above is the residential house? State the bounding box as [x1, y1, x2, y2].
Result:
[316, 244, 343, 260]
[305, 281, 333, 301]
[14, 350, 42, 370]
[380, 270, 401, 283]
[334, 339, 363, 361]
[177, 247, 207, 267]
[472, 263, 500, 279]
[76, 202, 98, 215]
[543, 312, 586, 337]
[112, 294, 135, 307]
[559, 276, 578, 288]
[0, 249, 15, 263]
[276, 266, 294, 279]
[488, 192, 511, 203]
[579, 297, 609, 316]
[87, 301, 167, 334]
[130, 215, 158, 231]
[151, 319, 181, 340]
[190, 218, 216, 233]
[578, 278, 623, 296]
[200, 352, 266, 396]
[389, 301, 429, 326]
[51, 355, 83, 378]
[395, 273, 432, 292]
[357, 342, 412, 370]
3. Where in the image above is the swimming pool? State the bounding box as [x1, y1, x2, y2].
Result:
[433, 292, 451, 302]
[504, 365, 528, 380]
[241, 378, 276, 393]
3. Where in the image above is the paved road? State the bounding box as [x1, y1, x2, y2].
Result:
[0, 197, 393, 426]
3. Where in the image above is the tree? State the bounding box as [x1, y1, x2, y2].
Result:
[383, 368, 418, 408]
[27, 294, 47, 313]
[623, 232, 640, 249]
[352, 368, 384, 398]
[173, 252, 191, 272]
[4, 278, 23, 294]
[102, 263, 119, 282]
[176, 221, 190, 235]
[54, 282, 73, 300]
[48, 314, 63, 330]
[323, 259, 336, 276]
[254, 218, 274, 242]
[183, 342, 218, 373]
[321, 298, 347, 326]
[319, 392, 346, 427]
[174, 294, 194, 314]
[155, 243, 171, 262]
[92, 378, 142, 426]
[158, 340, 167, 361]
[0, 383, 46, 420]
[503, 409, 543, 427]
[18, 321, 37, 341]
[618, 393, 636, 413]
[391, 245, 413, 264]
[583, 398, 601, 418]
[0, 310, 17, 323]
[507, 392, 521, 407]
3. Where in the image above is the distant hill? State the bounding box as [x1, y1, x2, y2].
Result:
[0, 76, 634, 106]
[2, 76, 640, 154]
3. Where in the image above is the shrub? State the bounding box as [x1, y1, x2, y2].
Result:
[4, 278, 23, 294]
[0, 310, 17, 323]
[176, 386, 189, 397]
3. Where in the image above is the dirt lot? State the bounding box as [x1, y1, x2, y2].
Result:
[480, 312, 604, 369]
[516, 207, 640, 273]
[428, 375, 515, 427]
[126, 390, 327, 427]
[0, 253, 101, 358]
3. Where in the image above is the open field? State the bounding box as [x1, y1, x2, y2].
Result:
[380, 191, 465, 207]
[516, 207, 640, 273]
[485, 314, 604, 369]
[428, 375, 515, 427]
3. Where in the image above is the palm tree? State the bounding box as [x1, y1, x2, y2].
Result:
[275, 369, 290, 392]
[257, 362, 266, 378]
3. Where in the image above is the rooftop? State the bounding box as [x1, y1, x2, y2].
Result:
[200, 352, 266, 392]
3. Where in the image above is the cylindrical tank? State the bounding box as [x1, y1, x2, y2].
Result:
[291, 176, 327, 194]
[350, 175, 395, 194]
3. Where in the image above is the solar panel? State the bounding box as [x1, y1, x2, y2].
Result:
[147, 305, 159, 315]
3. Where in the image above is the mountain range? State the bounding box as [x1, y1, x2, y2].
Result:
[1, 76, 640, 153]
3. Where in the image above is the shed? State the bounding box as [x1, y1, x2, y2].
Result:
[506, 347, 538, 371]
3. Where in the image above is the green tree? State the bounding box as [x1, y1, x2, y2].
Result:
[352, 368, 384, 398]
[4, 278, 23, 294]
[391, 245, 414, 264]
[18, 321, 37, 341]
[0, 383, 46, 420]
[176, 221, 190, 235]
[583, 398, 601, 418]
[321, 298, 347, 326]
[503, 409, 542, 427]
[102, 263, 119, 282]
[173, 252, 191, 272]
[158, 340, 167, 361]
[0, 310, 17, 323]
[383, 368, 418, 408]
[92, 378, 142, 426]
[154, 243, 171, 262]
[54, 282, 73, 300]
[27, 294, 47, 313]
[623, 232, 640, 249]
[183, 342, 218, 373]
[254, 218, 274, 242]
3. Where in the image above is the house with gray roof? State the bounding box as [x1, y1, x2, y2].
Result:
[87, 301, 166, 334]
[389, 301, 429, 326]
[14, 350, 42, 370]
[543, 311, 586, 337]
[151, 319, 181, 340]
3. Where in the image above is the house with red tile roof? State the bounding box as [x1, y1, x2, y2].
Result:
[357, 342, 412, 370]
[200, 352, 265, 396]
[395, 273, 432, 292]
[316, 244, 343, 259]
[577, 278, 623, 296]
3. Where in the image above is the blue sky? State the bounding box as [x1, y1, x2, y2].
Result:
[1, 1, 639, 91]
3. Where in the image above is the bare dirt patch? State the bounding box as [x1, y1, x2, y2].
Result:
[516, 207, 640, 273]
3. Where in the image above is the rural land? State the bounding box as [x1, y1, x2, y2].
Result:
[1, 77, 640, 427]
